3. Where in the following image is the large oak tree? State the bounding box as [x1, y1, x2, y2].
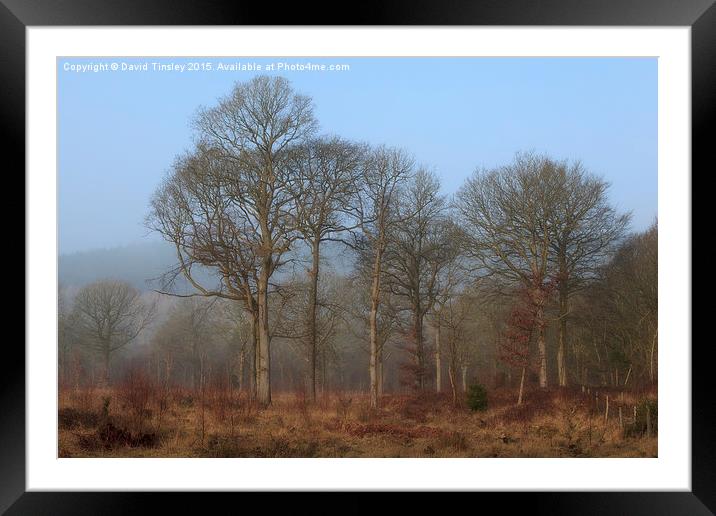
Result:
[149, 75, 317, 406]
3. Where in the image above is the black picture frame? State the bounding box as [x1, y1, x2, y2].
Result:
[5, 0, 709, 513]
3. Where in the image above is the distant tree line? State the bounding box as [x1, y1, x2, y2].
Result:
[58, 75, 657, 408]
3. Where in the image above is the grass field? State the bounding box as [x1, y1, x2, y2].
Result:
[58, 382, 657, 458]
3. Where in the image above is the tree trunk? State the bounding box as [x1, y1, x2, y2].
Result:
[461, 364, 468, 392]
[492, 353, 498, 389]
[277, 352, 286, 391]
[321, 346, 328, 395]
[536, 304, 548, 388]
[435, 325, 441, 393]
[59, 345, 68, 387]
[557, 284, 568, 387]
[368, 247, 383, 409]
[192, 352, 201, 392]
[448, 364, 457, 405]
[238, 346, 245, 392]
[256, 264, 272, 407]
[413, 310, 425, 390]
[101, 345, 111, 387]
[649, 326, 658, 383]
[377, 352, 384, 397]
[307, 240, 320, 402]
[250, 309, 258, 400]
[517, 366, 526, 405]
[164, 358, 172, 390]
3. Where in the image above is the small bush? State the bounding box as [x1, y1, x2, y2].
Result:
[396, 396, 429, 422]
[97, 422, 158, 449]
[206, 435, 244, 457]
[178, 395, 194, 408]
[624, 398, 658, 438]
[234, 396, 258, 424]
[336, 396, 353, 420]
[437, 431, 469, 451]
[100, 396, 111, 423]
[58, 408, 99, 429]
[118, 369, 154, 432]
[466, 382, 488, 412]
[355, 402, 378, 423]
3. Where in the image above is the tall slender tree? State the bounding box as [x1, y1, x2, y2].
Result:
[383, 170, 456, 390]
[355, 146, 414, 408]
[288, 136, 364, 401]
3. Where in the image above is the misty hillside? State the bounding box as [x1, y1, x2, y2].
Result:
[58, 240, 356, 291]
[58, 241, 193, 291]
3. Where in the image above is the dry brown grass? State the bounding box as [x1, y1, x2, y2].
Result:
[58, 386, 657, 458]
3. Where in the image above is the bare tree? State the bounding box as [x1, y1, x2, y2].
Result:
[150, 306, 185, 389]
[344, 267, 400, 397]
[156, 298, 217, 391]
[149, 75, 317, 406]
[573, 222, 657, 386]
[430, 260, 468, 393]
[435, 292, 474, 405]
[548, 160, 631, 386]
[148, 145, 262, 398]
[354, 146, 414, 407]
[456, 152, 562, 388]
[58, 284, 74, 386]
[215, 300, 254, 393]
[271, 272, 347, 396]
[288, 136, 364, 401]
[384, 170, 457, 390]
[72, 280, 155, 386]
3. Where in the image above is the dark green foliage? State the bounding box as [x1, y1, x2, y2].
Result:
[466, 382, 488, 412]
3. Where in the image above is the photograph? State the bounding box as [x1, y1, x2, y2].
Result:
[56, 56, 658, 459]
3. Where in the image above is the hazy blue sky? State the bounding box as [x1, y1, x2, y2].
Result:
[58, 57, 657, 255]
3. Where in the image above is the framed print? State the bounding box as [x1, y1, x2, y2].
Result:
[6, 0, 711, 512]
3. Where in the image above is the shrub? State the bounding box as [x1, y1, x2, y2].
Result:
[397, 397, 428, 422]
[466, 382, 488, 412]
[97, 422, 158, 449]
[336, 396, 353, 420]
[437, 431, 469, 451]
[58, 407, 99, 429]
[118, 369, 154, 433]
[100, 396, 111, 423]
[624, 398, 658, 438]
[355, 402, 378, 423]
[206, 435, 244, 457]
